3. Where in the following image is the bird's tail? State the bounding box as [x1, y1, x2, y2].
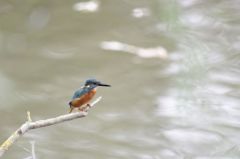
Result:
[69, 102, 74, 113]
[69, 107, 74, 113]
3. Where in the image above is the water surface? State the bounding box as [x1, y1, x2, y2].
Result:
[0, 0, 240, 158]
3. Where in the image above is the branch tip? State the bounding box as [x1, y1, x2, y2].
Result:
[27, 111, 32, 122]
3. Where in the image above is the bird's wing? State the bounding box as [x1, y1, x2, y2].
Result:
[72, 89, 88, 99]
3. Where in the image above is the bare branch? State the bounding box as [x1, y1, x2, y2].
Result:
[0, 96, 102, 158]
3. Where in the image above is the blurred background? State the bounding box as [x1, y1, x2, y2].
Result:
[0, 0, 240, 158]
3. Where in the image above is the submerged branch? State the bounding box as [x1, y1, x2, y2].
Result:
[0, 96, 102, 158]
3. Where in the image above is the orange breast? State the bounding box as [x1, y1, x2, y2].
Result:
[70, 89, 97, 108]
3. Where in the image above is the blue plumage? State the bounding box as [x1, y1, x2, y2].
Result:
[72, 85, 96, 99]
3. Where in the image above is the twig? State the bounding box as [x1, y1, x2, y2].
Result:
[27, 111, 32, 122]
[0, 96, 102, 158]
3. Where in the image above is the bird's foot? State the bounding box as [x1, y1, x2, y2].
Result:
[78, 104, 91, 112]
[78, 107, 85, 112]
[84, 104, 91, 111]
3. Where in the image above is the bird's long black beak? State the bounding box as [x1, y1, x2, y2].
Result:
[98, 83, 111, 87]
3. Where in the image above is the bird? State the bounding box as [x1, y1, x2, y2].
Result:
[69, 79, 111, 113]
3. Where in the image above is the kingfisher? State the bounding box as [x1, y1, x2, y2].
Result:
[69, 79, 111, 113]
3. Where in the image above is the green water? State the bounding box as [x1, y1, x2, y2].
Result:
[0, 0, 240, 158]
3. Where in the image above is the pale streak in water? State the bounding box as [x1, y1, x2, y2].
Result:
[100, 41, 168, 59]
[73, 0, 99, 13]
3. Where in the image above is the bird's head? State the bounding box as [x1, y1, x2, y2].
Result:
[84, 79, 111, 88]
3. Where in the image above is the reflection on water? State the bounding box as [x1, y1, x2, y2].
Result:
[0, 73, 16, 108]
[100, 41, 168, 59]
[131, 8, 151, 18]
[0, 0, 240, 158]
[73, 0, 99, 13]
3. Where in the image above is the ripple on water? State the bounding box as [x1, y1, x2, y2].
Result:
[155, 95, 179, 117]
[163, 128, 223, 155]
